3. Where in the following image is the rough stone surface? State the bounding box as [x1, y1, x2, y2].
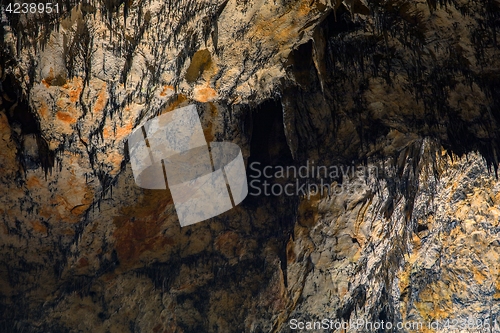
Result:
[1, 0, 500, 332]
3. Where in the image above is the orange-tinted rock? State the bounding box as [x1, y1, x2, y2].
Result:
[162, 94, 188, 113]
[32, 221, 47, 234]
[193, 85, 217, 103]
[56, 111, 76, 123]
[103, 118, 134, 142]
[38, 101, 49, 119]
[93, 82, 107, 114]
[160, 85, 174, 96]
[113, 189, 174, 267]
[26, 175, 42, 188]
[64, 78, 83, 103]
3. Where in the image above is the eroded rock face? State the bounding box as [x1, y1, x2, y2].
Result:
[1, 0, 500, 332]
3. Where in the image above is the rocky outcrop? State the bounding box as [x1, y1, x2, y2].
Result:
[1, 0, 500, 332]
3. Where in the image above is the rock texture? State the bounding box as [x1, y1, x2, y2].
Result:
[1, 0, 500, 332]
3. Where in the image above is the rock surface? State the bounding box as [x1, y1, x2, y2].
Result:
[1, 0, 500, 332]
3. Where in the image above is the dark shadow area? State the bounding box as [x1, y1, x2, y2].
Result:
[0, 71, 55, 176]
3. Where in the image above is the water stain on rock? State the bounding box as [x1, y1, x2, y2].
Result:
[113, 189, 174, 267]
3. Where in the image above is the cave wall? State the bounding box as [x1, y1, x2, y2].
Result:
[1, 0, 500, 332]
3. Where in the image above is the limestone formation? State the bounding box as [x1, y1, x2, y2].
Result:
[1, 0, 500, 332]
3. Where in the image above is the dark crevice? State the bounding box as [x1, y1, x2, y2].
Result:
[1, 72, 55, 177]
[247, 98, 293, 170]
